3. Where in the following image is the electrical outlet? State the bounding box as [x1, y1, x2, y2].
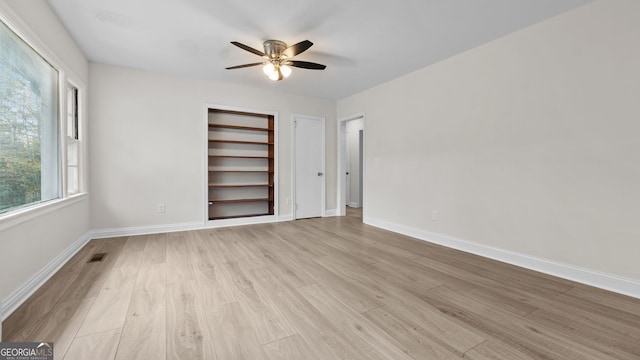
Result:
[157, 203, 166, 213]
[432, 210, 438, 221]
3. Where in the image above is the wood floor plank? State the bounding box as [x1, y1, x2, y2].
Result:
[525, 296, 640, 346]
[418, 284, 623, 360]
[187, 236, 236, 309]
[58, 259, 115, 303]
[64, 328, 121, 360]
[58, 237, 133, 303]
[206, 302, 269, 360]
[28, 298, 95, 360]
[165, 231, 195, 285]
[378, 286, 486, 353]
[76, 252, 141, 337]
[140, 233, 166, 266]
[166, 280, 217, 360]
[361, 305, 463, 359]
[110, 249, 142, 271]
[297, 283, 415, 360]
[558, 287, 640, 328]
[567, 285, 640, 315]
[247, 266, 368, 360]
[222, 227, 270, 270]
[262, 334, 319, 360]
[222, 261, 296, 344]
[115, 263, 166, 360]
[316, 270, 383, 313]
[313, 254, 393, 304]
[122, 235, 148, 253]
[2, 239, 106, 341]
[199, 229, 237, 265]
[526, 308, 640, 359]
[464, 340, 538, 360]
[250, 224, 332, 258]
[256, 243, 324, 289]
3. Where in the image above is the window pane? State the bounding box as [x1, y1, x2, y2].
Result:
[67, 86, 78, 140]
[0, 20, 60, 213]
[67, 139, 79, 194]
[67, 166, 78, 195]
[67, 140, 78, 166]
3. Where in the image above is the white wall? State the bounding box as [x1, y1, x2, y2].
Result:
[346, 119, 364, 207]
[89, 64, 336, 230]
[0, 0, 90, 331]
[338, 0, 640, 283]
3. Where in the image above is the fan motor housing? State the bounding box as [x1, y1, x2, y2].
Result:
[263, 40, 287, 58]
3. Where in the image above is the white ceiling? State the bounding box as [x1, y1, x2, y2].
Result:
[47, 0, 589, 100]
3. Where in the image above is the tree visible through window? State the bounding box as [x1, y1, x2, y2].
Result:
[0, 20, 59, 213]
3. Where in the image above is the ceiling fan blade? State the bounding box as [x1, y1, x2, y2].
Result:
[225, 62, 265, 70]
[230, 41, 267, 57]
[286, 60, 326, 70]
[282, 40, 313, 58]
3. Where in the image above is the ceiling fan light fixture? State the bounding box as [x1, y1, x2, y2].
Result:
[280, 65, 292, 78]
[227, 40, 326, 81]
[268, 70, 280, 81]
[263, 62, 275, 76]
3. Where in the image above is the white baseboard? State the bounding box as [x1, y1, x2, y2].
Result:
[1, 231, 93, 322]
[347, 202, 359, 208]
[206, 215, 286, 229]
[364, 216, 640, 299]
[324, 209, 338, 217]
[90, 221, 203, 239]
[277, 214, 293, 222]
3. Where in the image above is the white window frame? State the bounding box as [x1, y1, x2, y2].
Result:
[63, 82, 82, 197]
[0, 7, 87, 231]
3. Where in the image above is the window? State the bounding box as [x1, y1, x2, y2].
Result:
[0, 19, 60, 213]
[66, 85, 79, 195]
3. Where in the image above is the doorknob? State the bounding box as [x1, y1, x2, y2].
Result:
[317, 172, 323, 176]
[346, 172, 350, 175]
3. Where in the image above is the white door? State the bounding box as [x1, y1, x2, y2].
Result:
[294, 116, 324, 219]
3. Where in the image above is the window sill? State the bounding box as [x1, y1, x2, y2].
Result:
[0, 193, 88, 232]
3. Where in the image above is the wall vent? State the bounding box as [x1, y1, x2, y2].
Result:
[87, 253, 107, 263]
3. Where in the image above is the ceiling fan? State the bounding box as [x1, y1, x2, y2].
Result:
[226, 40, 327, 81]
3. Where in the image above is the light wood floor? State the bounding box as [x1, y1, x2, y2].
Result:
[4, 208, 640, 359]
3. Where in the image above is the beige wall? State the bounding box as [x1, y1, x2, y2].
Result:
[338, 0, 640, 281]
[0, 0, 90, 326]
[89, 64, 337, 230]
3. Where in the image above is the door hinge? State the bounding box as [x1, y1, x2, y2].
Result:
[294, 120, 297, 127]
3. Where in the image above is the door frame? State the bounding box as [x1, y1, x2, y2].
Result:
[357, 129, 364, 208]
[337, 112, 365, 217]
[291, 114, 326, 220]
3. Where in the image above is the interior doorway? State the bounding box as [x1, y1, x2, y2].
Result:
[337, 113, 365, 219]
[292, 114, 325, 219]
[346, 127, 364, 208]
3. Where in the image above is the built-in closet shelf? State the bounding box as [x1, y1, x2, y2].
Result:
[208, 155, 270, 159]
[209, 198, 272, 205]
[208, 139, 273, 145]
[208, 184, 272, 188]
[208, 123, 272, 131]
[208, 108, 275, 221]
[209, 213, 272, 221]
[208, 170, 274, 173]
